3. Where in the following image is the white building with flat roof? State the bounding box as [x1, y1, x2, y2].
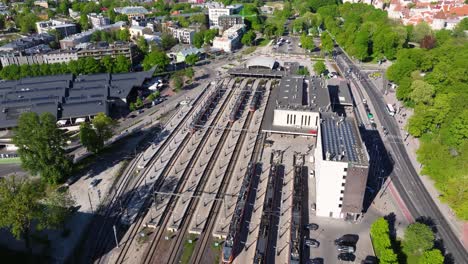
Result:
[212, 24, 245, 52]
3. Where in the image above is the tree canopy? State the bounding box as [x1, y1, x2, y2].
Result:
[0, 56, 132, 80]
[241, 30, 257, 46]
[142, 50, 170, 72]
[370, 218, 398, 264]
[313, 61, 327, 75]
[185, 54, 199, 66]
[79, 113, 115, 154]
[419, 249, 444, 264]
[0, 177, 75, 251]
[13, 112, 72, 184]
[402, 223, 435, 256]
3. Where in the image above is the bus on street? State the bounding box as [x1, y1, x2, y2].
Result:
[386, 104, 396, 116]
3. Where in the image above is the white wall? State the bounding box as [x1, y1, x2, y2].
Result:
[273, 109, 319, 129]
[314, 121, 349, 218]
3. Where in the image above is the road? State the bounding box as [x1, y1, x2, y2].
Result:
[335, 46, 468, 263]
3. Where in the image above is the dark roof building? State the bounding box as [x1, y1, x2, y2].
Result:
[0, 70, 154, 129]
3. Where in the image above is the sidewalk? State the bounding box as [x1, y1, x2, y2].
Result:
[375, 80, 467, 249]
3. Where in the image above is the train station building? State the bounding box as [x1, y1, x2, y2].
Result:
[252, 66, 369, 221]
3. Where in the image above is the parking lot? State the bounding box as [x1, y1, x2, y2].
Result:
[272, 36, 322, 56]
[303, 212, 379, 263]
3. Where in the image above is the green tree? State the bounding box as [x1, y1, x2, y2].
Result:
[39, 188, 75, 231]
[409, 80, 435, 105]
[185, 67, 195, 80]
[13, 112, 72, 184]
[419, 249, 444, 264]
[79, 13, 90, 31]
[370, 217, 398, 264]
[80, 113, 115, 154]
[300, 34, 315, 51]
[83, 57, 102, 74]
[161, 33, 177, 51]
[448, 110, 468, 147]
[241, 30, 257, 46]
[193, 31, 205, 48]
[0, 177, 44, 252]
[320, 32, 334, 54]
[142, 50, 170, 71]
[172, 75, 183, 91]
[411, 22, 432, 43]
[185, 54, 199, 66]
[17, 13, 38, 33]
[313, 61, 327, 75]
[136, 36, 149, 54]
[118, 28, 130, 41]
[402, 222, 435, 256]
[79, 122, 100, 154]
[101, 55, 114, 73]
[204, 29, 218, 44]
[113, 55, 131, 73]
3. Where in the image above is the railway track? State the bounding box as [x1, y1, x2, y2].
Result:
[111, 79, 232, 264]
[90, 82, 213, 264]
[189, 79, 270, 264]
[142, 79, 239, 264]
[162, 80, 251, 264]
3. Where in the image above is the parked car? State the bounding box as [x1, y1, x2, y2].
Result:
[362, 256, 378, 264]
[338, 253, 356, 262]
[337, 245, 356, 253]
[304, 238, 320, 248]
[335, 234, 359, 246]
[89, 178, 101, 188]
[305, 223, 319, 231]
[309, 258, 324, 264]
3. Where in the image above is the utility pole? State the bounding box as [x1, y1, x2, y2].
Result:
[113, 225, 119, 248]
[87, 191, 94, 213]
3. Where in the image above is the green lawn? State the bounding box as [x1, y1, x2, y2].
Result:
[258, 38, 271, 47]
[0, 157, 21, 164]
[242, 46, 257, 55]
[180, 234, 198, 264]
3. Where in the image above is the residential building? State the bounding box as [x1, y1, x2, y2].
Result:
[76, 42, 137, 64]
[163, 22, 196, 44]
[218, 15, 244, 32]
[170, 47, 204, 63]
[212, 24, 245, 52]
[352, 0, 468, 30]
[0, 71, 154, 129]
[36, 20, 77, 37]
[60, 21, 126, 49]
[0, 33, 54, 52]
[88, 13, 111, 28]
[0, 44, 52, 67]
[1, 42, 136, 67]
[209, 7, 232, 28]
[114, 6, 149, 19]
[34, 0, 48, 9]
[129, 25, 153, 39]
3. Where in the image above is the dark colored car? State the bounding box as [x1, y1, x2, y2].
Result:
[304, 238, 320, 248]
[335, 234, 359, 246]
[305, 223, 319, 231]
[362, 256, 378, 264]
[338, 253, 356, 262]
[309, 258, 324, 264]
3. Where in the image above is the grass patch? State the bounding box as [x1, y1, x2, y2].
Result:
[0, 157, 21, 164]
[136, 227, 153, 244]
[242, 46, 257, 55]
[258, 38, 271, 47]
[211, 239, 223, 264]
[180, 234, 198, 264]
